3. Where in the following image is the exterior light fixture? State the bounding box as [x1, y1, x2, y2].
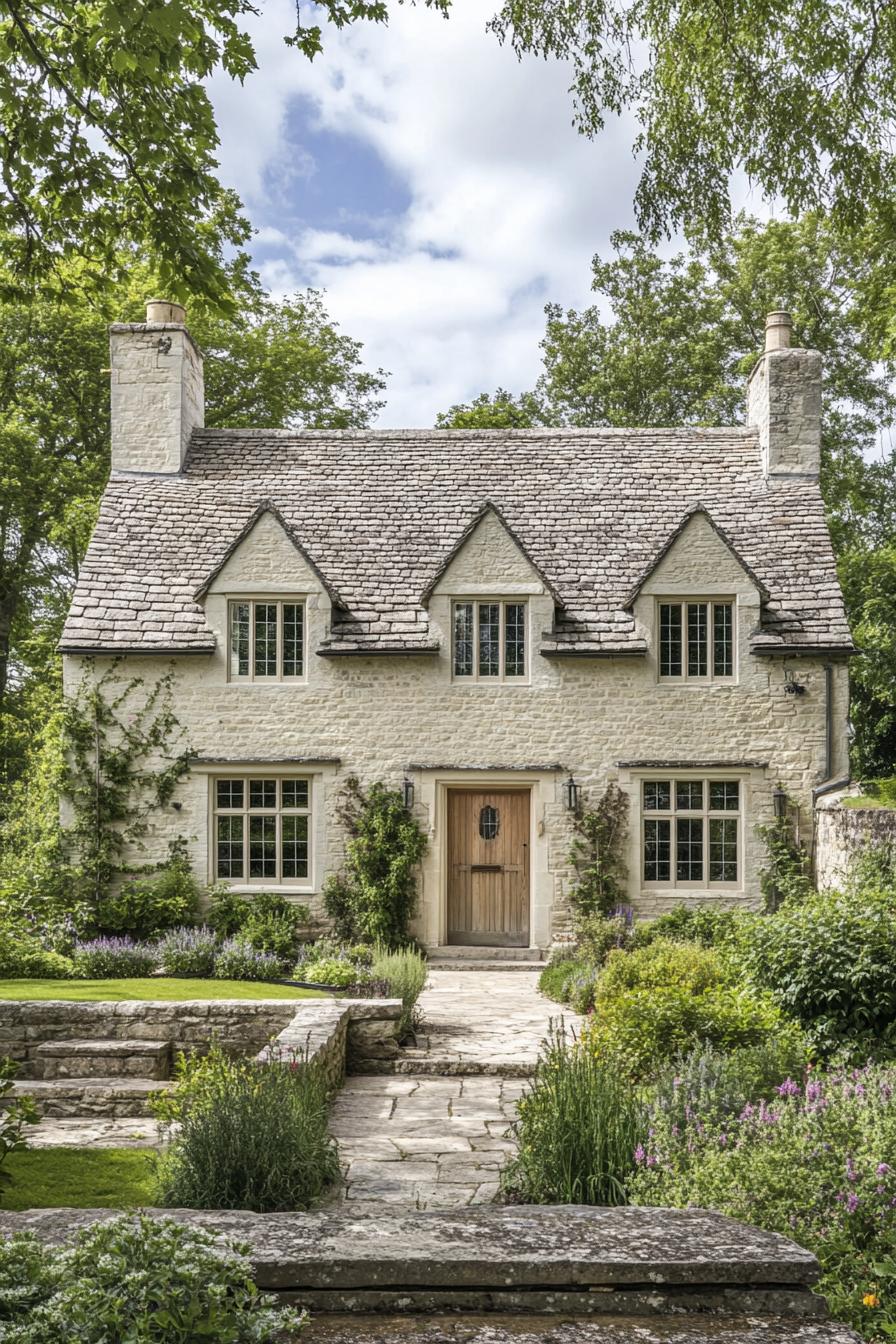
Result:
[772, 785, 788, 820]
[402, 777, 415, 810]
[563, 775, 580, 812]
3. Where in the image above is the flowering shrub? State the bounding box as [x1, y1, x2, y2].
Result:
[0, 1213, 306, 1341]
[71, 936, 158, 979]
[155, 925, 218, 978]
[595, 939, 728, 1002]
[212, 938, 283, 983]
[153, 1043, 338, 1211]
[628, 1063, 896, 1338]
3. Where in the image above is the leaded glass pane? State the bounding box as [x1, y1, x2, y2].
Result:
[709, 817, 738, 882]
[230, 603, 250, 678]
[283, 603, 304, 677]
[216, 778, 243, 809]
[216, 815, 244, 878]
[249, 779, 277, 810]
[713, 603, 734, 677]
[709, 781, 740, 811]
[282, 779, 309, 810]
[659, 604, 682, 676]
[644, 818, 671, 881]
[282, 815, 309, 879]
[676, 818, 704, 882]
[249, 815, 277, 878]
[687, 603, 708, 677]
[478, 603, 500, 677]
[504, 603, 526, 677]
[453, 603, 474, 676]
[479, 805, 500, 840]
[643, 780, 671, 811]
[676, 781, 703, 810]
[254, 602, 277, 677]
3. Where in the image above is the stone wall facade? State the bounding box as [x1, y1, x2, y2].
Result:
[814, 803, 896, 891]
[110, 321, 204, 474]
[63, 499, 850, 948]
[746, 347, 822, 478]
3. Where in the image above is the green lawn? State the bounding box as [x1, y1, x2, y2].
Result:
[0, 978, 327, 1001]
[3, 1148, 158, 1209]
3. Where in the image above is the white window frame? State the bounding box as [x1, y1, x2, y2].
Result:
[451, 598, 529, 683]
[640, 774, 743, 891]
[656, 597, 737, 683]
[211, 773, 312, 888]
[227, 597, 307, 683]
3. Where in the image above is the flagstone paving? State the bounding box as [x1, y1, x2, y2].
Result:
[329, 968, 581, 1209]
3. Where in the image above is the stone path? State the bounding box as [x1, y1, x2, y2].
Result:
[330, 968, 580, 1209]
[27, 1117, 165, 1149]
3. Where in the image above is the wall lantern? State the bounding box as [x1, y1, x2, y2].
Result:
[563, 775, 580, 813]
[402, 777, 415, 810]
[772, 784, 788, 820]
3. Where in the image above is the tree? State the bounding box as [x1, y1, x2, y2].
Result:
[0, 0, 449, 306]
[0, 269, 386, 801]
[491, 0, 896, 245]
[435, 388, 547, 429]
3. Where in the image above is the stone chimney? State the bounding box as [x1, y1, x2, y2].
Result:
[746, 311, 821, 479]
[109, 299, 204, 474]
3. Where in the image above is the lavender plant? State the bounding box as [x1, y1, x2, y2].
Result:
[71, 936, 157, 979]
[156, 925, 218, 978]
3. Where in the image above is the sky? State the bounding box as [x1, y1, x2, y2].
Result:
[207, 0, 644, 426]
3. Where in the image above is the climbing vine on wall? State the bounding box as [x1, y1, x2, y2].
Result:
[567, 783, 630, 918]
[62, 661, 192, 914]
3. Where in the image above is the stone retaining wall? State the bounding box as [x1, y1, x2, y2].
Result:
[814, 804, 896, 890]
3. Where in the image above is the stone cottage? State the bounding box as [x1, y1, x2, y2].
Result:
[60, 303, 853, 951]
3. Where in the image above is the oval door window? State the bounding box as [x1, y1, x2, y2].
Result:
[479, 805, 500, 840]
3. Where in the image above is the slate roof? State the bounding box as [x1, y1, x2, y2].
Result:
[60, 427, 854, 658]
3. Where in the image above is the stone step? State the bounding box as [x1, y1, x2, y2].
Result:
[429, 947, 548, 962]
[428, 961, 548, 973]
[302, 1315, 859, 1342]
[8, 1076, 169, 1118]
[32, 1039, 171, 1081]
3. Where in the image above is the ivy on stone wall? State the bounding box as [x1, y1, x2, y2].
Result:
[567, 783, 630, 918]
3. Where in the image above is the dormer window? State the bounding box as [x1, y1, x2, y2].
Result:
[453, 600, 527, 681]
[658, 600, 734, 681]
[229, 600, 305, 681]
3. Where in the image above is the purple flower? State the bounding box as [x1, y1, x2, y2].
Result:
[634, 1144, 646, 1164]
[847, 1194, 860, 1214]
[878, 1164, 891, 1176]
[777, 1078, 801, 1097]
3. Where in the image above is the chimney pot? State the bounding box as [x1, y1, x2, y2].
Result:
[764, 310, 793, 351]
[146, 298, 187, 326]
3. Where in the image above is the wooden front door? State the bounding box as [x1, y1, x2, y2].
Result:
[447, 790, 530, 947]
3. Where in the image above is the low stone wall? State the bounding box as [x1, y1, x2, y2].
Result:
[2, 998, 403, 1104]
[814, 803, 896, 890]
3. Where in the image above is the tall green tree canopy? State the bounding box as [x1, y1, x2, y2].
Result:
[437, 214, 896, 775]
[492, 0, 896, 247]
[0, 0, 449, 305]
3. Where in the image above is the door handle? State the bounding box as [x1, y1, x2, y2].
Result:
[471, 864, 503, 873]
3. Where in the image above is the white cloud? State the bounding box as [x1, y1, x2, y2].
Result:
[208, 0, 643, 424]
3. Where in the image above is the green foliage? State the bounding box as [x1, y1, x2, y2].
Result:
[153, 1042, 338, 1212]
[0, 978, 322, 1001]
[538, 959, 580, 1005]
[573, 910, 635, 963]
[757, 814, 814, 910]
[323, 776, 427, 947]
[156, 926, 218, 978]
[435, 387, 547, 428]
[0, 1213, 306, 1341]
[491, 1, 896, 244]
[370, 944, 428, 1037]
[98, 839, 200, 940]
[743, 886, 896, 1055]
[301, 957, 368, 988]
[649, 1040, 810, 1131]
[631, 903, 743, 951]
[206, 884, 252, 938]
[0, 1058, 38, 1198]
[72, 937, 158, 980]
[0, 925, 72, 979]
[596, 939, 727, 1001]
[502, 1023, 645, 1205]
[238, 892, 311, 961]
[629, 1063, 896, 1340]
[211, 939, 284, 983]
[585, 984, 794, 1076]
[2, 1148, 156, 1211]
[566, 783, 629, 918]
